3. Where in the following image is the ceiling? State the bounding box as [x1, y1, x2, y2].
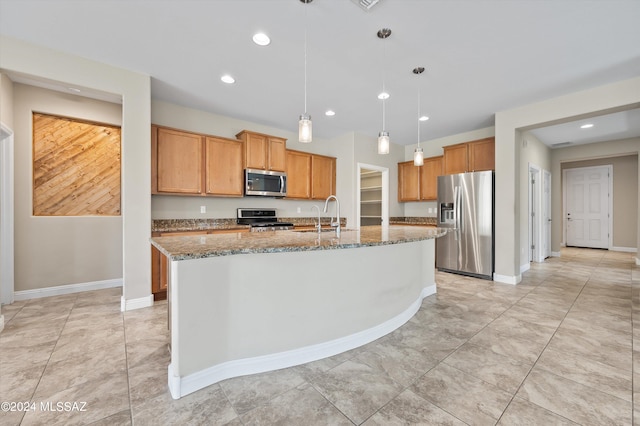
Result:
[1, 0, 639, 147]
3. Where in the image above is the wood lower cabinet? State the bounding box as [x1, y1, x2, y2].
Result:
[420, 156, 443, 201]
[311, 154, 336, 200]
[153, 126, 203, 194]
[236, 130, 287, 172]
[443, 137, 495, 174]
[286, 150, 312, 199]
[205, 136, 243, 196]
[398, 161, 421, 201]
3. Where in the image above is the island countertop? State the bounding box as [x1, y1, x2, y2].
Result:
[151, 225, 447, 261]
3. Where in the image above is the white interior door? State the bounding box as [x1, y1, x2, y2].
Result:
[565, 166, 610, 249]
[542, 169, 551, 258]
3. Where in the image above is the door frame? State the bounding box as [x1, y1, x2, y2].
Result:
[562, 165, 613, 249]
[542, 169, 552, 258]
[356, 163, 389, 229]
[528, 163, 542, 262]
[1, 122, 15, 307]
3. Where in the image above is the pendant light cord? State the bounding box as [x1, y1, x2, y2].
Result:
[382, 36, 386, 131]
[417, 89, 421, 148]
[304, 4, 308, 115]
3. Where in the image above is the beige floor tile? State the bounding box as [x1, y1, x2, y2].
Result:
[309, 358, 404, 424]
[363, 389, 466, 425]
[410, 363, 512, 426]
[497, 397, 579, 425]
[517, 368, 632, 425]
[87, 409, 132, 426]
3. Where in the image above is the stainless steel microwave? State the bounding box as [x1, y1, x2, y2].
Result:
[245, 169, 287, 197]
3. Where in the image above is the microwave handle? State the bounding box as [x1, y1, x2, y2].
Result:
[280, 175, 285, 195]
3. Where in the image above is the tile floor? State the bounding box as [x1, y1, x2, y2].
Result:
[0, 247, 638, 425]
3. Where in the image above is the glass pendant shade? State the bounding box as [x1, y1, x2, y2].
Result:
[377, 131, 390, 154]
[413, 147, 424, 166]
[299, 114, 312, 143]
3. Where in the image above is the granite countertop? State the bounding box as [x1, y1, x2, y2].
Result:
[152, 217, 347, 233]
[151, 225, 447, 261]
[389, 217, 437, 226]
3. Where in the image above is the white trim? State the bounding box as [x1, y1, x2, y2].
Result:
[120, 294, 154, 312]
[0, 122, 14, 305]
[493, 272, 521, 285]
[0, 315, 4, 332]
[13, 278, 122, 301]
[611, 246, 637, 253]
[169, 284, 436, 400]
[636, 257, 640, 266]
[520, 262, 531, 274]
[550, 251, 561, 257]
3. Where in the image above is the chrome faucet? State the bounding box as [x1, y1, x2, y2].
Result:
[323, 195, 341, 238]
[311, 205, 321, 234]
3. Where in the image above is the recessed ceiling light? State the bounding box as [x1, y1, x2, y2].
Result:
[221, 75, 235, 84]
[252, 33, 271, 46]
[325, 110, 336, 116]
[419, 116, 429, 121]
[377, 92, 389, 100]
[580, 123, 594, 129]
[68, 87, 81, 93]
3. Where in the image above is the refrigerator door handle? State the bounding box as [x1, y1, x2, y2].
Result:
[453, 186, 459, 241]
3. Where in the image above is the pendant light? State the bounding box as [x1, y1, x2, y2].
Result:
[413, 67, 425, 166]
[377, 28, 391, 155]
[299, 0, 313, 143]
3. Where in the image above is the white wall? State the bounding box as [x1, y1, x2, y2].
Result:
[0, 35, 151, 305]
[495, 76, 640, 282]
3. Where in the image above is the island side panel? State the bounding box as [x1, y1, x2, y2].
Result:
[170, 239, 435, 396]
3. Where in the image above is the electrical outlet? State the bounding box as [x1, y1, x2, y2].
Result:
[428, 208, 433, 214]
[297, 207, 301, 213]
[200, 206, 206, 214]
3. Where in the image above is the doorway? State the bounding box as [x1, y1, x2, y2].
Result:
[357, 163, 389, 228]
[542, 169, 552, 258]
[1, 122, 14, 306]
[564, 165, 612, 249]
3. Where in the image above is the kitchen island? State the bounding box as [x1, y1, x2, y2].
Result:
[151, 225, 446, 399]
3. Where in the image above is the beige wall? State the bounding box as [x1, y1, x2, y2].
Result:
[12, 84, 123, 291]
[0, 35, 151, 304]
[151, 100, 405, 227]
[495, 76, 640, 282]
[553, 138, 639, 251]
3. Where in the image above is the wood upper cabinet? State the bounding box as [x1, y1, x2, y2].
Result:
[398, 161, 421, 202]
[443, 143, 468, 175]
[311, 154, 336, 200]
[153, 126, 203, 194]
[468, 137, 495, 172]
[236, 130, 287, 172]
[285, 150, 312, 199]
[443, 137, 495, 174]
[205, 136, 243, 196]
[420, 156, 443, 201]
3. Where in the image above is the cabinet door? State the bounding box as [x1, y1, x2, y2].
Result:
[244, 132, 268, 170]
[420, 156, 443, 201]
[468, 137, 495, 172]
[443, 143, 468, 175]
[286, 150, 312, 199]
[205, 137, 243, 196]
[156, 128, 203, 194]
[311, 155, 336, 200]
[398, 161, 420, 202]
[268, 137, 287, 172]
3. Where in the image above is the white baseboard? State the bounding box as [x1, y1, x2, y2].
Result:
[13, 278, 122, 301]
[120, 294, 154, 312]
[636, 257, 640, 266]
[611, 246, 637, 253]
[169, 283, 436, 400]
[520, 263, 530, 274]
[550, 251, 561, 257]
[493, 273, 521, 285]
[0, 314, 4, 332]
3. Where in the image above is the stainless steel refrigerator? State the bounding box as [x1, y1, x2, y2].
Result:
[436, 171, 494, 279]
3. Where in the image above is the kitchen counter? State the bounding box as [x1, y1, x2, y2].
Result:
[151, 225, 446, 261]
[159, 225, 446, 399]
[152, 217, 346, 233]
[389, 216, 437, 226]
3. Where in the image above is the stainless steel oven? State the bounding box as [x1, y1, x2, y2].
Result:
[237, 208, 294, 232]
[245, 169, 287, 198]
